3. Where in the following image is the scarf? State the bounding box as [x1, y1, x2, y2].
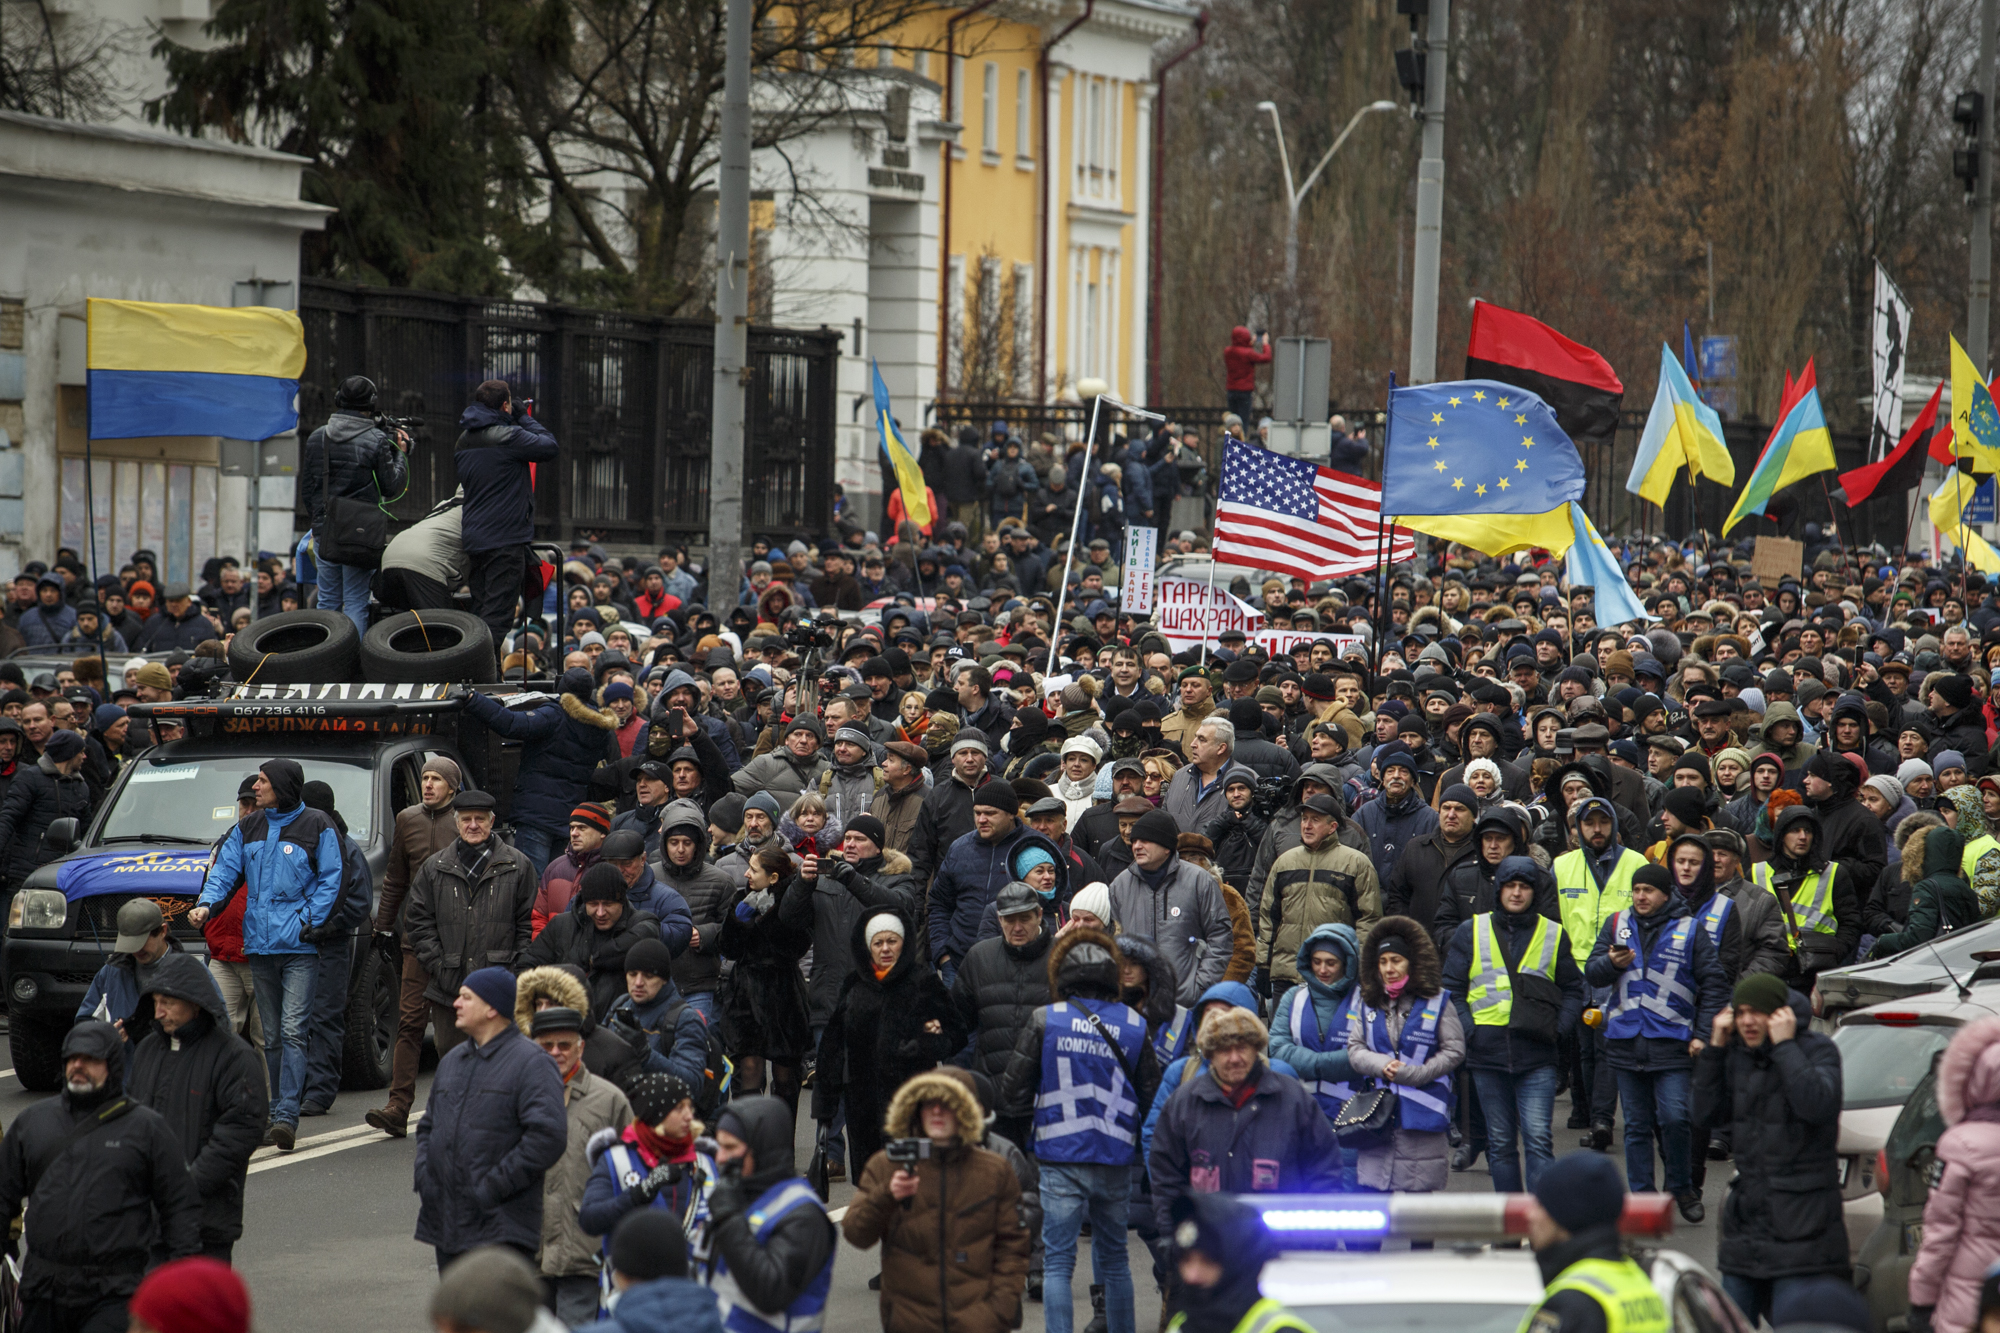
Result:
[626, 1120, 696, 1169]
[1384, 973, 1409, 999]
[456, 837, 494, 879]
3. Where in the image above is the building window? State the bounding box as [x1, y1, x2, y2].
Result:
[946, 253, 966, 391]
[981, 62, 999, 155]
[1013, 263, 1035, 398]
[1016, 68, 1032, 159]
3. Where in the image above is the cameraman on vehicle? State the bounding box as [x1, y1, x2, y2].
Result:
[301, 376, 410, 636]
[456, 377, 559, 648]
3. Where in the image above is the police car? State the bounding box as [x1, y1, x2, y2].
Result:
[1238, 1195, 1749, 1333]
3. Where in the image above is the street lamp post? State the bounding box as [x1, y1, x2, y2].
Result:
[1256, 99, 1399, 292]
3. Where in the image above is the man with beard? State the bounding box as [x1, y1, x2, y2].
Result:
[0, 1020, 200, 1330]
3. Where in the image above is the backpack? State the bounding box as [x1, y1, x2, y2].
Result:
[664, 1001, 732, 1116]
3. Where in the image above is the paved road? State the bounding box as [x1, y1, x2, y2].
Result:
[0, 1069, 1727, 1331]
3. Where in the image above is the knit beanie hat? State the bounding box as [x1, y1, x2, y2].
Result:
[1532, 1152, 1625, 1234]
[612, 1209, 690, 1281]
[129, 1258, 250, 1333]
[576, 862, 629, 904]
[1129, 809, 1181, 851]
[627, 1072, 695, 1126]
[1663, 786, 1707, 829]
[973, 778, 1018, 811]
[844, 813, 887, 849]
[1732, 972, 1791, 1014]
[1068, 881, 1113, 922]
[1899, 758, 1935, 786]
[624, 938, 674, 978]
[430, 1247, 542, 1333]
[461, 967, 516, 1019]
[1864, 775, 1905, 810]
[570, 802, 613, 833]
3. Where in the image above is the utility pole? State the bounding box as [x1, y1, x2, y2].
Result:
[1406, 0, 1449, 384]
[707, 0, 751, 604]
[1971, 0, 1998, 371]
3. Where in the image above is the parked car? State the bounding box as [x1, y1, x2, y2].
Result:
[1831, 989, 2000, 1261]
[1854, 1056, 1946, 1333]
[1813, 920, 2000, 1025]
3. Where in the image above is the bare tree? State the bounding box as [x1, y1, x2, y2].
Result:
[0, 0, 125, 120]
[955, 248, 1029, 400]
[489, 0, 942, 314]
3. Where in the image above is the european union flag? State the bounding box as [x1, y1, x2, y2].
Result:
[1380, 378, 1588, 517]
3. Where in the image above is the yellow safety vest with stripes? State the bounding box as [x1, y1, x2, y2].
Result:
[1466, 912, 1564, 1026]
[1749, 862, 1838, 950]
[1553, 847, 1646, 966]
[1169, 1297, 1315, 1333]
[1519, 1256, 1670, 1333]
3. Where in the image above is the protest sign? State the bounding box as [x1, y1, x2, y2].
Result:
[1154, 576, 1262, 649]
[1121, 526, 1158, 615]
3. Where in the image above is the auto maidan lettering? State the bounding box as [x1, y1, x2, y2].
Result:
[53, 851, 211, 902]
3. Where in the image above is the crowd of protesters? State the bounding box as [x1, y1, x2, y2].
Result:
[22, 379, 2000, 1333]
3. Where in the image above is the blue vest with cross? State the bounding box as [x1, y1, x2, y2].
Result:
[1032, 997, 1150, 1165]
[1605, 909, 1699, 1042]
[704, 1176, 834, 1333]
[1285, 984, 1359, 1119]
[1352, 993, 1453, 1133]
[1694, 893, 1733, 951]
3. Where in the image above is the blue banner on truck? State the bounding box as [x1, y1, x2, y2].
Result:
[54, 850, 211, 901]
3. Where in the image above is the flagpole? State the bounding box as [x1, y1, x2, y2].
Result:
[1373, 375, 1398, 679]
[1046, 394, 1104, 677]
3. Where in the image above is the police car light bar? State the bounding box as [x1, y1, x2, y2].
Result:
[1244, 1194, 1675, 1245]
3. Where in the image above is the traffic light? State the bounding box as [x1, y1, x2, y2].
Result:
[1396, 0, 1428, 105]
[1955, 90, 1984, 198]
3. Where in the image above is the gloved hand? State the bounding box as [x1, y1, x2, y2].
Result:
[635, 1163, 680, 1202]
[299, 919, 341, 945]
[735, 900, 757, 923]
[822, 857, 854, 885]
[1909, 1307, 1936, 1333]
[1254, 967, 1271, 999]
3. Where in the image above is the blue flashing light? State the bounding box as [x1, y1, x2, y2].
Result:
[1259, 1208, 1389, 1235]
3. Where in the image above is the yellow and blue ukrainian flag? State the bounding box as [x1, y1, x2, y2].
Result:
[1626, 342, 1733, 506]
[86, 298, 305, 440]
[1721, 362, 1836, 535]
[872, 358, 930, 528]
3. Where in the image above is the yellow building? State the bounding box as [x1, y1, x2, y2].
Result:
[755, 0, 1198, 529]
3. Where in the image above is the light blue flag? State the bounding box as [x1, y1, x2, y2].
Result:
[1565, 504, 1654, 626]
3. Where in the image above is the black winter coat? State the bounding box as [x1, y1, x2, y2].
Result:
[1199, 808, 1268, 895]
[135, 605, 215, 653]
[0, 753, 92, 882]
[812, 903, 967, 1169]
[1383, 829, 1479, 939]
[300, 410, 409, 537]
[1442, 906, 1585, 1073]
[779, 848, 920, 1027]
[950, 922, 1054, 1081]
[518, 904, 662, 1019]
[125, 953, 268, 1246]
[1926, 704, 1993, 779]
[453, 402, 560, 553]
[1692, 993, 1848, 1280]
[0, 1021, 200, 1301]
[405, 837, 537, 1005]
[460, 684, 620, 838]
[1806, 791, 1887, 901]
[415, 1024, 568, 1256]
[717, 878, 814, 1061]
[909, 772, 979, 885]
[937, 441, 989, 506]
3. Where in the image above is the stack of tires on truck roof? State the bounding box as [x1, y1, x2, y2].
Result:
[4, 606, 539, 1090]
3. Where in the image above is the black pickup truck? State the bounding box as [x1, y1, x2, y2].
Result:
[3, 681, 530, 1089]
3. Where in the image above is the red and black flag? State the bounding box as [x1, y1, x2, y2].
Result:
[1464, 300, 1625, 445]
[1839, 381, 1942, 507]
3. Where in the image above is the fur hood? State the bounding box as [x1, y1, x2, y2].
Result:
[873, 848, 915, 876]
[884, 1069, 985, 1141]
[515, 964, 591, 1033]
[1357, 914, 1442, 1006]
[560, 692, 620, 731]
[1900, 812, 1949, 883]
[1937, 1014, 2000, 1126]
[1047, 925, 1121, 1000]
[844, 900, 922, 985]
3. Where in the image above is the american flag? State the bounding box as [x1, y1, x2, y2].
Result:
[1212, 440, 1414, 577]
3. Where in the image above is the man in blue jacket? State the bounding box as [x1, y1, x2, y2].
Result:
[928, 778, 1030, 985]
[454, 378, 559, 647]
[189, 758, 344, 1151]
[414, 966, 567, 1272]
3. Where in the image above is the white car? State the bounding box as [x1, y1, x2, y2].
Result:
[1830, 989, 2000, 1255]
[1241, 1195, 1749, 1333]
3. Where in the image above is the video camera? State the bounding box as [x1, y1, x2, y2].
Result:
[786, 611, 840, 653]
[884, 1138, 934, 1169]
[375, 413, 428, 445]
